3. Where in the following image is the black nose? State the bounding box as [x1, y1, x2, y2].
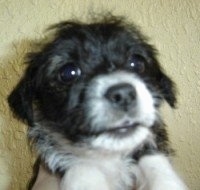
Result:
[105, 83, 136, 111]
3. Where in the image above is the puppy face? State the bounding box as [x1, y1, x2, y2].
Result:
[8, 16, 176, 147]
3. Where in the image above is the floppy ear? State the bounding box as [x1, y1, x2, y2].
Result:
[160, 72, 177, 108]
[8, 68, 36, 126]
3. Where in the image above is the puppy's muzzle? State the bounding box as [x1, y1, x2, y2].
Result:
[105, 83, 136, 111]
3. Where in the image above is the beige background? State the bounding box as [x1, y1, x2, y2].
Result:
[0, 0, 199, 189]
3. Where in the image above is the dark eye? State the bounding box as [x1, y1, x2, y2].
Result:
[129, 54, 146, 73]
[59, 63, 81, 83]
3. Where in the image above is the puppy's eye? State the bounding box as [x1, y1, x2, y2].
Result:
[128, 54, 146, 73]
[59, 63, 81, 83]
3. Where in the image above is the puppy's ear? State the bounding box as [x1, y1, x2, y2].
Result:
[160, 72, 177, 108]
[8, 67, 36, 126]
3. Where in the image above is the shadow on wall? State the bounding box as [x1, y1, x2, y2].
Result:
[0, 39, 40, 190]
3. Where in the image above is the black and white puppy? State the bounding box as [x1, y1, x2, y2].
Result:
[8, 15, 187, 190]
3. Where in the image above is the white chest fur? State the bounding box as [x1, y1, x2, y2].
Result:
[60, 151, 142, 190]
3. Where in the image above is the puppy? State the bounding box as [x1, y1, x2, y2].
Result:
[8, 15, 187, 190]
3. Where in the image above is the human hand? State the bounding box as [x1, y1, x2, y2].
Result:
[31, 166, 61, 190]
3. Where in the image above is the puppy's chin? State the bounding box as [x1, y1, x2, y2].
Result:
[89, 125, 155, 154]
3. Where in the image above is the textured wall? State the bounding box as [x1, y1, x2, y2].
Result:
[0, 0, 199, 189]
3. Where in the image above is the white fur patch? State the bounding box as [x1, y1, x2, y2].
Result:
[85, 71, 157, 132]
[138, 154, 188, 190]
[60, 154, 143, 190]
[91, 126, 154, 153]
[61, 164, 110, 190]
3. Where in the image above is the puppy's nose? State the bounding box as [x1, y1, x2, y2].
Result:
[105, 83, 136, 111]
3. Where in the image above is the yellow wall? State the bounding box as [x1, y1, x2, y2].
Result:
[0, 0, 199, 189]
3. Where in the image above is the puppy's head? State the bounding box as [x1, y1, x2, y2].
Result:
[8, 16, 176, 146]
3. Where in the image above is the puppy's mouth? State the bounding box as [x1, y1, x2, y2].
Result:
[103, 122, 139, 135]
[85, 122, 140, 137]
[77, 122, 140, 137]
